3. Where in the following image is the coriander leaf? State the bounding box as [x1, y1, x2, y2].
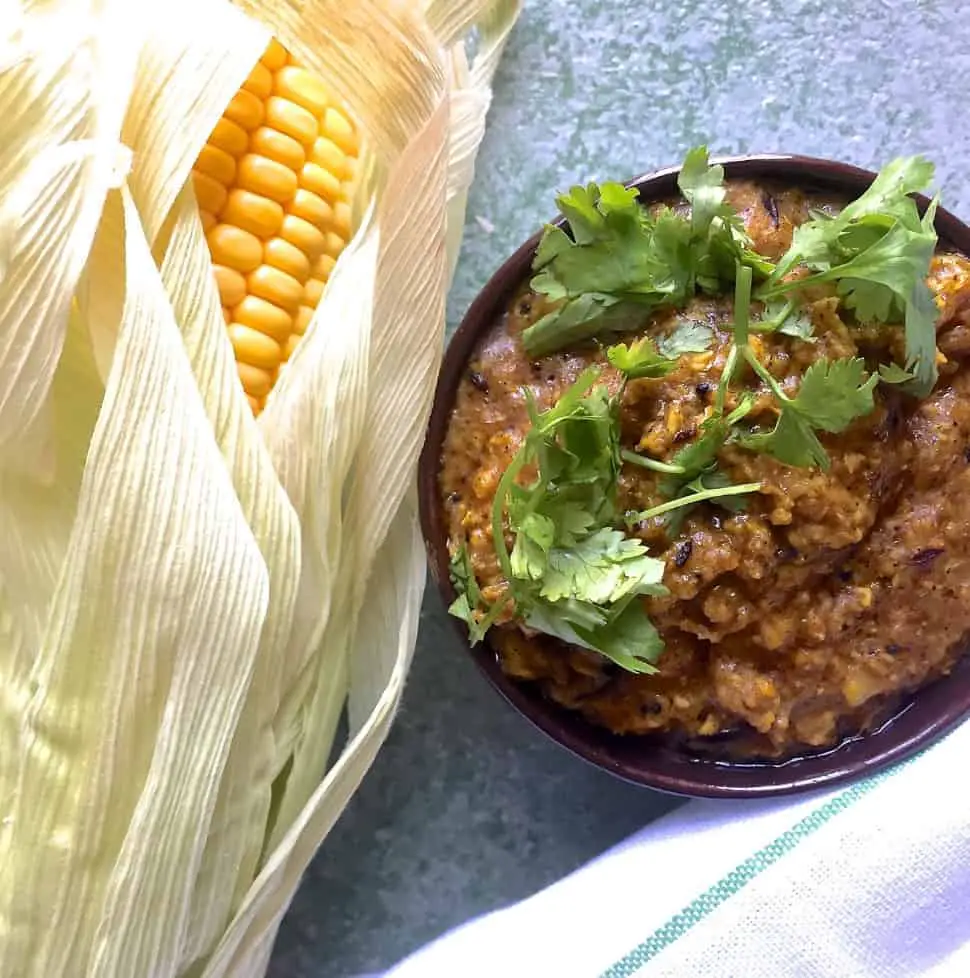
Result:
[878, 362, 915, 384]
[679, 145, 728, 237]
[523, 147, 764, 358]
[509, 512, 555, 580]
[523, 293, 635, 356]
[740, 356, 877, 469]
[826, 215, 937, 322]
[740, 409, 830, 469]
[524, 598, 664, 674]
[533, 224, 576, 270]
[449, 542, 480, 607]
[758, 158, 940, 397]
[787, 356, 879, 433]
[448, 591, 473, 625]
[530, 183, 668, 296]
[607, 337, 678, 378]
[656, 319, 715, 357]
[540, 527, 668, 605]
[448, 542, 493, 643]
[752, 299, 815, 342]
[839, 156, 935, 226]
[765, 155, 936, 286]
[523, 599, 606, 646]
[778, 309, 816, 342]
[551, 502, 599, 546]
[572, 601, 664, 674]
[678, 146, 762, 293]
[530, 365, 602, 429]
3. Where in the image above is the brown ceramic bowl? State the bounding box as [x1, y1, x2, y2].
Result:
[418, 154, 970, 798]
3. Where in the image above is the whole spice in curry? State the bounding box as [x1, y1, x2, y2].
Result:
[440, 148, 970, 756]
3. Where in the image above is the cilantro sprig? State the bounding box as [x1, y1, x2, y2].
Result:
[449, 367, 668, 673]
[739, 354, 878, 468]
[759, 156, 940, 395]
[522, 148, 765, 357]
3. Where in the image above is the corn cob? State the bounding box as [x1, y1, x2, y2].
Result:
[192, 37, 359, 414]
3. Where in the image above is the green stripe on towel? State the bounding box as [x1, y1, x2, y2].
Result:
[599, 764, 908, 978]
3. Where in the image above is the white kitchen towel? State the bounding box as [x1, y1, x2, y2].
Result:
[383, 720, 970, 978]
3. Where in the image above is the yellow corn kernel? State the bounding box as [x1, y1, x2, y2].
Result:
[209, 117, 248, 157]
[264, 237, 311, 283]
[224, 89, 265, 130]
[323, 107, 356, 154]
[310, 136, 350, 180]
[228, 323, 282, 370]
[243, 62, 273, 100]
[195, 143, 236, 186]
[279, 214, 326, 262]
[322, 232, 344, 260]
[313, 253, 336, 280]
[237, 153, 298, 204]
[247, 264, 303, 313]
[289, 188, 332, 228]
[233, 295, 293, 344]
[283, 333, 300, 361]
[213, 265, 247, 307]
[199, 209, 217, 233]
[192, 171, 227, 214]
[265, 95, 317, 146]
[303, 277, 325, 307]
[237, 361, 274, 399]
[249, 125, 306, 171]
[273, 65, 329, 117]
[333, 200, 352, 239]
[207, 224, 263, 274]
[261, 37, 288, 71]
[299, 161, 341, 203]
[247, 394, 263, 414]
[221, 188, 284, 238]
[294, 304, 314, 336]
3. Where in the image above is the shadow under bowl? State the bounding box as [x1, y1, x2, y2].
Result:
[418, 153, 970, 798]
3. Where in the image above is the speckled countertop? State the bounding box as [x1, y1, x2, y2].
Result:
[267, 1, 970, 975]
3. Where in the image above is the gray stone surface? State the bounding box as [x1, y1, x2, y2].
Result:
[268, 1, 968, 975]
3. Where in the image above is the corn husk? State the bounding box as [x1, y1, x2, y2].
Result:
[0, 0, 520, 975]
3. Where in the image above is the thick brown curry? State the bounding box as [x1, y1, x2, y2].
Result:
[439, 180, 970, 757]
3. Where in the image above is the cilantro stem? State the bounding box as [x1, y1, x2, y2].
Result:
[713, 265, 754, 416]
[621, 450, 686, 475]
[635, 482, 762, 522]
[743, 345, 790, 404]
[491, 447, 529, 587]
[757, 280, 803, 301]
[733, 264, 753, 346]
[715, 345, 738, 415]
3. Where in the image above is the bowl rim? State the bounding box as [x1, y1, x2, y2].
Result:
[418, 152, 970, 798]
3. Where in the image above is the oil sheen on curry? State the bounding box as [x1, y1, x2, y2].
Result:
[439, 158, 970, 757]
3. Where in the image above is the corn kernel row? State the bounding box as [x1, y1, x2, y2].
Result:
[191, 37, 359, 414]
